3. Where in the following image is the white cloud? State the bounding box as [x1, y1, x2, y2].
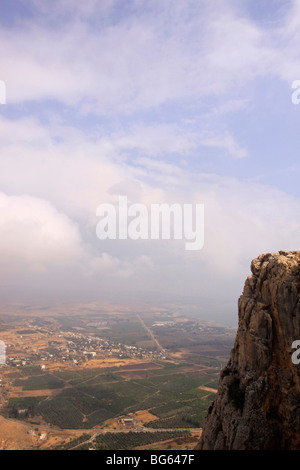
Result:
[0, 193, 84, 276]
[1, 0, 298, 113]
[200, 131, 247, 159]
[0, 2, 300, 322]
[112, 124, 198, 158]
[87, 253, 153, 278]
[28, 0, 116, 20]
[0, 114, 299, 321]
[0, 116, 129, 220]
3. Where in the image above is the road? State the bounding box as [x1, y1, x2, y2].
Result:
[5, 417, 200, 436]
[4, 416, 201, 450]
[136, 314, 167, 356]
[69, 426, 202, 450]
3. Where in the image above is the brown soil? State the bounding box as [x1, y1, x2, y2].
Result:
[0, 415, 79, 450]
[198, 385, 218, 393]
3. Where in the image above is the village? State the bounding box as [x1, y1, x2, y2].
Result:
[3, 327, 167, 370]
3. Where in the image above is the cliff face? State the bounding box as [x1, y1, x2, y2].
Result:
[198, 251, 300, 450]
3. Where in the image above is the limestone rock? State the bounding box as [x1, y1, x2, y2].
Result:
[197, 251, 300, 450]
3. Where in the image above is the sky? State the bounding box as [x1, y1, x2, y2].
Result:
[0, 0, 300, 325]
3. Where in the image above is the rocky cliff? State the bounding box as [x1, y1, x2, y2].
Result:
[198, 251, 300, 450]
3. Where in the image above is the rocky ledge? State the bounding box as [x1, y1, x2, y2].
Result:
[197, 251, 300, 450]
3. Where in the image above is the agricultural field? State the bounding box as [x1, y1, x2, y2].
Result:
[0, 305, 235, 449]
[1, 361, 219, 430]
[80, 431, 193, 450]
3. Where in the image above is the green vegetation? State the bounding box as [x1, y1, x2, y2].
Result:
[58, 387, 106, 415]
[17, 330, 37, 335]
[8, 396, 46, 408]
[69, 371, 123, 387]
[7, 396, 46, 419]
[5, 366, 43, 379]
[83, 409, 114, 428]
[85, 430, 191, 450]
[205, 379, 219, 389]
[6, 362, 218, 430]
[38, 398, 84, 428]
[145, 411, 207, 429]
[126, 393, 166, 413]
[55, 434, 92, 450]
[93, 319, 148, 346]
[1, 312, 233, 442]
[151, 401, 190, 418]
[14, 373, 65, 390]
